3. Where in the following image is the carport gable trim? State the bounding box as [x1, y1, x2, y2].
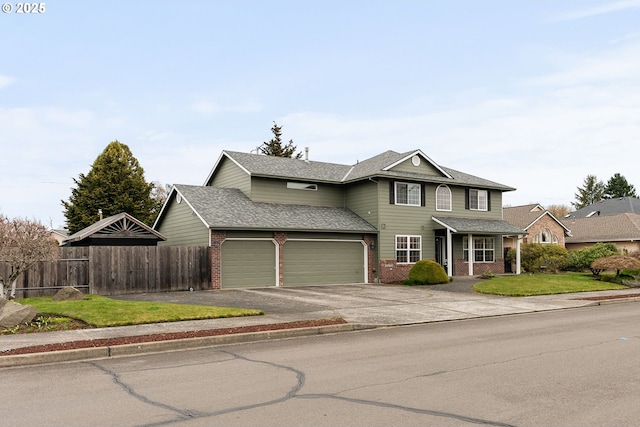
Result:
[285, 238, 369, 284]
[222, 238, 280, 287]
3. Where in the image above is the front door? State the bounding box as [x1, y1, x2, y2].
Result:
[435, 236, 446, 269]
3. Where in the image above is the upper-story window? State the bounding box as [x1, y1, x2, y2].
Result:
[467, 189, 488, 211]
[287, 182, 317, 191]
[435, 185, 452, 211]
[395, 182, 421, 206]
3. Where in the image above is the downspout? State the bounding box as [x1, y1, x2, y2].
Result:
[468, 233, 474, 276]
[516, 235, 522, 275]
[446, 228, 453, 277]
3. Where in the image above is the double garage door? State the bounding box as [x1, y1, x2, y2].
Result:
[220, 239, 366, 289]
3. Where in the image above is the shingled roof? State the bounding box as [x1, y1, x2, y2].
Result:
[432, 216, 527, 235]
[565, 197, 640, 218]
[207, 149, 515, 191]
[561, 213, 640, 243]
[173, 184, 377, 233]
[503, 204, 571, 235]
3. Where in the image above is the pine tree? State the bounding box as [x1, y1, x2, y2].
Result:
[62, 141, 159, 234]
[572, 175, 605, 210]
[259, 122, 302, 158]
[603, 173, 637, 199]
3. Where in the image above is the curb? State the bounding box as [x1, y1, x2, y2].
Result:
[0, 323, 375, 368]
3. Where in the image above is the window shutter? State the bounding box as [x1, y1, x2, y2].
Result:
[420, 184, 426, 207]
[487, 191, 491, 211]
[465, 189, 469, 210]
[389, 181, 395, 204]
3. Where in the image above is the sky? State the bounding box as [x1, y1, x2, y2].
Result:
[1, 1, 640, 229]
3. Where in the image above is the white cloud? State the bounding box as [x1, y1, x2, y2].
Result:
[553, 0, 640, 21]
[0, 75, 14, 90]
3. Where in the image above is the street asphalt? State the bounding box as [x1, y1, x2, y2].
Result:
[2, 277, 640, 367]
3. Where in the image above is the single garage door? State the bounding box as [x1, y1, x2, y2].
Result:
[221, 239, 276, 288]
[283, 240, 365, 286]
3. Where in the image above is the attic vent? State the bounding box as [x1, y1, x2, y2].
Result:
[411, 155, 421, 167]
[287, 182, 317, 191]
[586, 210, 600, 217]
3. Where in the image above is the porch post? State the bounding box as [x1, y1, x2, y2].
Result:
[468, 233, 474, 276]
[516, 235, 522, 275]
[446, 228, 453, 277]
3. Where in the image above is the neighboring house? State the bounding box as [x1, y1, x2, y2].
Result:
[561, 213, 640, 254]
[62, 212, 166, 247]
[154, 149, 526, 289]
[503, 204, 571, 246]
[49, 228, 68, 245]
[560, 198, 640, 254]
[503, 204, 571, 273]
[564, 197, 640, 218]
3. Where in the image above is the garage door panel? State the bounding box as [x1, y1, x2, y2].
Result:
[283, 241, 364, 286]
[221, 240, 276, 288]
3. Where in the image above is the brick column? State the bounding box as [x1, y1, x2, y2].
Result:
[363, 234, 376, 283]
[210, 230, 226, 289]
[273, 231, 287, 286]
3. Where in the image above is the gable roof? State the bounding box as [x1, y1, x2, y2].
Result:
[565, 197, 640, 218]
[205, 149, 515, 191]
[62, 213, 166, 246]
[169, 184, 377, 233]
[561, 213, 640, 243]
[503, 204, 571, 236]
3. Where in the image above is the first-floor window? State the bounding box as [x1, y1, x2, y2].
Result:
[463, 237, 495, 263]
[396, 235, 421, 263]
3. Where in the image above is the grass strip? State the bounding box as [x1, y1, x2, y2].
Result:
[473, 272, 626, 296]
[20, 295, 263, 328]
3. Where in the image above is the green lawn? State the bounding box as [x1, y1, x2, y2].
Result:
[19, 295, 263, 328]
[473, 272, 627, 297]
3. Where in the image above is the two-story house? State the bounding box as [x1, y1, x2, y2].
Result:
[153, 149, 526, 288]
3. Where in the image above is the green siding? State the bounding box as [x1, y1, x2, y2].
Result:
[208, 157, 251, 195]
[376, 179, 507, 261]
[157, 195, 209, 246]
[251, 177, 345, 206]
[345, 180, 378, 227]
[390, 157, 445, 176]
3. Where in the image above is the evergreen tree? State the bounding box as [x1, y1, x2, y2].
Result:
[62, 141, 159, 234]
[603, 173, 637, 199]
[259, 122, 302, 158]
[572, 175, 605, 210]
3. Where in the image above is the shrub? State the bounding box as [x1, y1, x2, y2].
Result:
[407, 260, 449, 285]
[591, 255, 640, 277]
[507, 243, 569, 273]
[568, 243, 620, 274]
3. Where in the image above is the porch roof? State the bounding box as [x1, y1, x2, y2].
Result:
[432, 216, 527, 235]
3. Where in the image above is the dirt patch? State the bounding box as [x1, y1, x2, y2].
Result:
[0, 318, 347, 356]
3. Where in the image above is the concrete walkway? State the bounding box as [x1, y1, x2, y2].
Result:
[2, 279, 640, 366]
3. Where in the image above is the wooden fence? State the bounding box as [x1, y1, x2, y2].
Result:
[1, 246, 210, 298]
